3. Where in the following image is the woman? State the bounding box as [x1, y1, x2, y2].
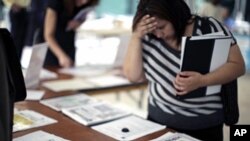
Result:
[44, 0, 99, 67]
[123, 0, 245, 140]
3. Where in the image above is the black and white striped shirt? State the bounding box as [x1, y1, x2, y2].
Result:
[142, 16, 236, 130]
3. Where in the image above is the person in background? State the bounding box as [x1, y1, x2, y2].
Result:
[199, 0, 229, 23]
[123, 0, 245, 140]
[3, 0, 31, 60]
[43, 0, 99, 68]
[25, 0, 48, 46]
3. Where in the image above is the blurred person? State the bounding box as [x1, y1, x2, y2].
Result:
[3, 0, 31, 60]
[124, 0, 245, 140]
[43, 0, 99, 68]
[199, 0, 229, 23]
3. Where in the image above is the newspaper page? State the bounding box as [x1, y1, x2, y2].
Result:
[62, 102, 131, 126]
[13, 110, 57, 132]
[40, 93, 97, 111]
[13, 130, 70, 141]
[92, 115, 166, 141]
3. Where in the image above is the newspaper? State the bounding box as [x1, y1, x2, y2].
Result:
[92, 115, 166, 141]
[13, 130, 70, 141]
[13, 110, 57, 132]
[40, 93, 97, 111]
[62, 102, 131, 126]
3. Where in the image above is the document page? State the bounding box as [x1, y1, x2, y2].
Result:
[92, 115, 166, 141]
[40, 93, 97, 111]
[25, 90, 45, 101]
[13, 110, 57, 132]
[13, 130, 69, 141]
[62, 102, 131, 126]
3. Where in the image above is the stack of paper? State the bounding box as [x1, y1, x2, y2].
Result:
[151, 132, 201, 141]
[62, 102, 131, 126]
[13, 110, 57, 132]
[40, 93, 97, 111]
[13, 130, 69, 141]
[92, 115, 165, 141]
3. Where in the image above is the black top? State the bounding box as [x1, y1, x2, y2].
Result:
[43, 0, 88, 67]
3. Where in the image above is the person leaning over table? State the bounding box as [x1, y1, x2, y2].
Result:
[123, 0, 245, 141]
[43, 0, 99, 68]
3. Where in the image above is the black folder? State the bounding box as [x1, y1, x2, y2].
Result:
[179, 35, 231, 98]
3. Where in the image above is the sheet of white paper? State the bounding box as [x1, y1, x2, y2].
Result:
[59, 66, 110, 77]
[62, 102, 131, 126]
[13, 110, 57, 132]
[25, 90, 45, 101]
[85, 75, 131, 87]
[13, 130, 70, 141]
[24, 43, 48, 89]
[42, 78, 95, 92]
[92, 115, 165, 141]
[40, 93, 97, 111]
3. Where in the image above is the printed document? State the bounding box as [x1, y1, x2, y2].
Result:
[13, 110, 57, 132]
[151, 132, 201, 141]
[40, 93, 97, 111]
[92, 115, 165, 141]
[13, 130, 69, 141]
[62, 102, 131, 126]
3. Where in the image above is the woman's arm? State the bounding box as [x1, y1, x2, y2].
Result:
[123, 15, 157, 82]
[44, 8, 72, 67]
[174, 44, 245, 95]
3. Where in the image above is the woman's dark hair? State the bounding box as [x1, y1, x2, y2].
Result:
[133, 0, 192, 45]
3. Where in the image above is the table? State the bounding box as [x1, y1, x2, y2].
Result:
[13, 68, 172, 141]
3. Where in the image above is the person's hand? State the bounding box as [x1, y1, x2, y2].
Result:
[58, 53, 73, 68]
[173, 71, 204, 95]
[66, 20, 82, 31]
[133, 15, 157, 39]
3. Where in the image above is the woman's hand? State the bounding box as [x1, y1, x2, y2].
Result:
[133, 15, 157, 39]
[58, 53, 73, 68]
[173, 71, 204, 95]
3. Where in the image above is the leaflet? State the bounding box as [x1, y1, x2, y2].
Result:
[62, 102, 131, 126]
[92, 115, 166, 141]
[40, 93, 97, 111]
[13, 130, 69, 141]
[13, 110, 57, 132]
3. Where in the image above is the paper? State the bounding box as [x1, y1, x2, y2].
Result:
[40, 93, 97, 111]
[92, 115, 165, 141]
[24, 43, 48, 89]
[62, 102, 131, 126]
[59, 66, 110, 77]
[25, 90, 45, 101]
[180, 34, 231, 98]
[13, 110, 57, 132]
[151, 132, 201, 141]
[85, 75, 131, 88]
[22, 68, 58, 80]
[42, 78, 96, 92]
[13, 130, 70, 141]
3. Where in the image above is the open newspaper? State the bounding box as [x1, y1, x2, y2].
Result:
[13, 110, 57, 132]
[62, 102, 131, 126]
[40, 93, 97, 111]
[13, 130, 70, 141]
[92, 115, 166, 141]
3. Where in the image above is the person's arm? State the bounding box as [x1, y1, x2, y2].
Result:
[174, 43, 245, 95]
[44, 8, 72, 68]
[123, 15, 157, 82]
